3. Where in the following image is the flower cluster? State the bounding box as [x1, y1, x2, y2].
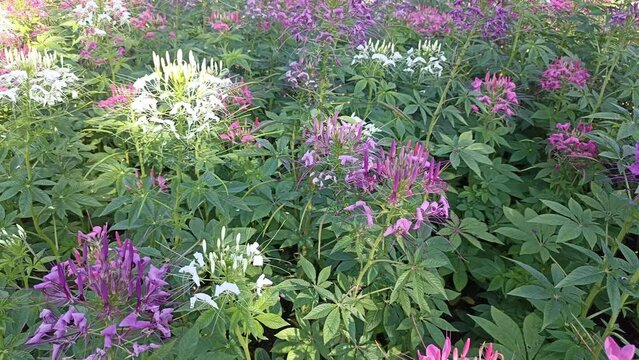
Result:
[403, 5, 452, 37]
[303, 113, 449, 233]
[448, 0, 516, 41]
[352, 39, 446, 77]
[244, 0, 375, 45]
[285, 57, 319, 90]
[27, 225, 173, 359]
[0, 47, 79, 106]
[127, 50, 233, 140]
[0, 6, 20, 47]
[627, 142, 639, 176]
[540, 57, 590, 91]
[417, 336, 503, 360]
[97, 83, 138, 109]
[546, 0, 575, 13]
[219, 119, 261, 146]
[548, 122, 598, 168]
[609, 3, 639, 28]
[179, 227, 273, 309]
[471, 72, 518, 117]
[210, 10, 241, 32]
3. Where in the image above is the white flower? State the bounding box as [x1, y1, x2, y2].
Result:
[253, 255, 264, 267]
[179, 261, 201, 287]
[214, 282, 240, 297]
[193, 252, 205, 267]
[190, 293, 218, 309]
[131, 95, 157, 113]
[256, 274, 273, 296]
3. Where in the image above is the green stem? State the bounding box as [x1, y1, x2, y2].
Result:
[235, 327, 251, 360]
[592, 49, 621, 114]
[581, 219, 631, 317]
[352, 232, 385, 296]
[425, 34, 473, 148]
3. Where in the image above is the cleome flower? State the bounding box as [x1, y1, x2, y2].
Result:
[129, 49, 234, 140]
[540, 57, 590, 91]
[471, 72, 518, 117]
[0, 47, 79, 106]
[548, 122, 598, 169]
[27, 225, 172, 359]
[417, 336, 503, 360]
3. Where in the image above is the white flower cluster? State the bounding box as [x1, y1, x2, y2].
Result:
[341, 113, 381, 138]
[0, 48, 79, 106]
[178, 227, 273, 309]
[0, 7, 18, 46]
[352, 39, 446, 77]
[72, 0, 131, 34]
[130, 50, 233, 140]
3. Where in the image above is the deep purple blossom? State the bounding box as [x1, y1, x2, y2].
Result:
[28, 225, 172, 358]
[541, 57, 590, 91]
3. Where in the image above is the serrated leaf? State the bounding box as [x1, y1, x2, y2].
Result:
[256, 313, 289, 329]
[304, 304, 336, 320]
[323, 307, 341, 343]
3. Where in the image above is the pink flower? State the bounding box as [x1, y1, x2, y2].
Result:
[541, 57, 590, 91]
[548, 122, 598, 168]
[383, 218, 412, 237]
[344, 200, 374, 227]
[604, 336, 636, 360]
[417, 337, 502, 360]
[471, 72, 518, 117]
[629, 142, 639, 176]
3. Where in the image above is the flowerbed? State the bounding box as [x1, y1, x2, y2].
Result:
[0, 0, 638, 359]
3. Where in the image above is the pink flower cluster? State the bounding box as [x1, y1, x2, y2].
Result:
[219, 119, 261, 146]
[471, 72, 518, 117]
[547, 0, 576, 13]
[404, 6, 452, 37]
[541, 57, 590, 91]
[210, 11, 241, 32]
[97, 83, 138, 109]
[130, 3, 167, 40]
[548, 122, 598, 168]
[228, 81, 253, 109]
[418, 337, 502, 360]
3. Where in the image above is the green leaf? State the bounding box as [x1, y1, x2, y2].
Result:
[555, 266, 603, 288]
[298, 255, 316, 282]
[541, 200, 574, 219]
[508, 285, 551, 300]
[523, 313, 545, 360]
[323, 307, 341, 343]
[581, 112, 623, 120]
[390, 271, 411, 304]
[471, 307, 525, 358]
[99, 196, 129, 216]
[556, 223, 582, 243]
[606, 275, 621, 315]
[256, 313, 289, 329]
[304, 304, 336, 320]
[529, 214, 573, 226]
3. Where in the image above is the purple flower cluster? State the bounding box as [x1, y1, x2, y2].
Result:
[610, 3, 639, 28]
[471, 72, 519, 117]
[27, 225, 173, 359]
[303, 113, 449, 233]
[541, 57, 590, 91]
[548, 122, 598, 168]
[285, 58, 319, 90]
[448, 0, 516, 41]
[628, 142, 639, 176]
[245, 0, 375, 45]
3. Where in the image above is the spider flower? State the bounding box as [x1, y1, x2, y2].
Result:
[471, 72, 518, 117]
[28, 225, 172, 359]
[417, 336, 503, 360]
[548, 122, 598, 168]
[541, 57, 590, 91]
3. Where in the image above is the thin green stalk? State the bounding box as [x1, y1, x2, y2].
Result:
[592, 50, 621, 114]
[425, 34, 473, 148]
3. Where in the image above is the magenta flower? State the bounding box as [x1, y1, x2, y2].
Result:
[26, 307, 88, 360]
[541, 57, 590, 91]
[417, 336, 503, 360]
[220, 119, 260, 146]
[344, 200, 374, 227]
[414, 197, 450, 230]
[472, 72, 518, 117]
[383, 218, 412, 237]
[404, 6, 452, 37]
[97, 83, 138, 109]
[604, 336, 636, 360]
[548, 122, 598, 168]
[628, 142, 639, 176]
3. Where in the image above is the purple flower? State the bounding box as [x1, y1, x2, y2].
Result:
[133, 342, 161, 357]
[28, 225, 172, 358]
[414, 197, 450, 230]
[344, 200, 374, 227]
[604, 336, 636, 360]
[384, 218, 413, 237]
[541, 57, 590, 91]
[629, 142, 639, 176]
